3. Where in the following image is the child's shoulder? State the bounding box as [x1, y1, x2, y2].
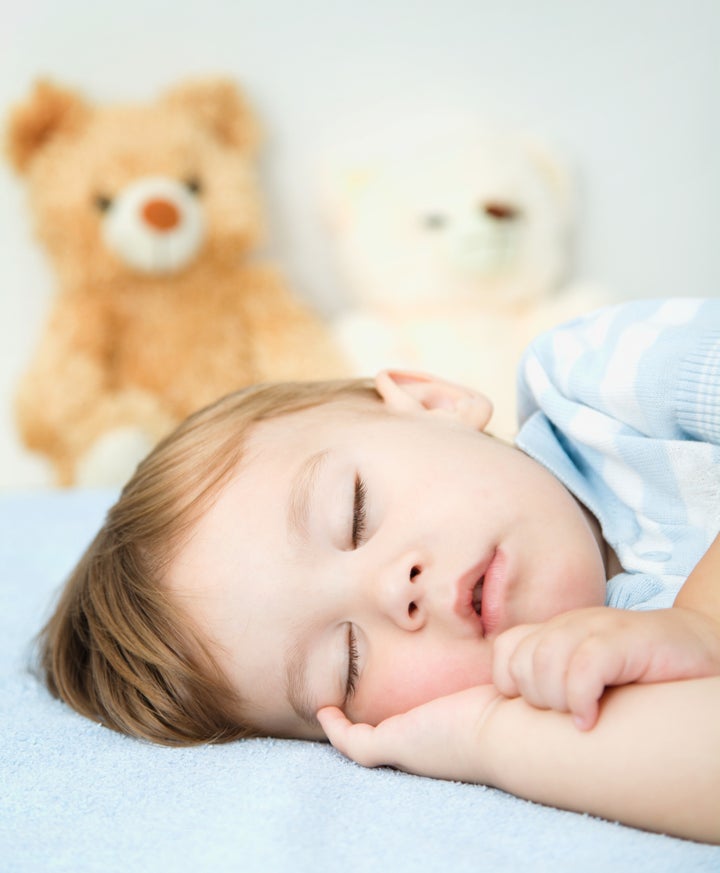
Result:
[526, 297, 719, 366]
[518, 296, 720, 443]
[562, 295, 714, 331]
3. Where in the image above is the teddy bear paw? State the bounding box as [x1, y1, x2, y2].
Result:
[76, 427, 156, 488]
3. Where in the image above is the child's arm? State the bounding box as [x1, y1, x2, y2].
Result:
[675, 532, 720, 622]
[319, 676, 720, 844]
[492, 534, 720, 730]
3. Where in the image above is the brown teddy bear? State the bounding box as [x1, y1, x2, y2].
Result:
[6, 77, 345, 486]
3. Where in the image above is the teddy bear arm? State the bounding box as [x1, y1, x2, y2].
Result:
[67, 389, 178, 486]
[16, 302, 177, 483]
[17, 370, 177, 486]
[15, 300, 111, 455]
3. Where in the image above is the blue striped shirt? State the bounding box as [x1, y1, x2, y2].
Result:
[516, 298, 720, 610]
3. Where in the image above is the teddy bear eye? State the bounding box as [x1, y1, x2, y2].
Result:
[94, 194, 113, 212]
[184, 176, 203, 195]
[423, 213, 446, 230]
[482, 202, 520, 221]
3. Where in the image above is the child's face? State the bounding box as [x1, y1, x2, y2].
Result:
[168, 373, 608, 740]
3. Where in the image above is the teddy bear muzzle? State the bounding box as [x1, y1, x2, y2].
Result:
[101, 175, 206, 275]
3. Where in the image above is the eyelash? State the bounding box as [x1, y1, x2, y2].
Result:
[352, 474, 368, 548]
[345, 475, 366, 702]
[345, 623, 359, 701]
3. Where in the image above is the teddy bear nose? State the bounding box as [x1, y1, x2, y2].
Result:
[142, 198, 181, 231]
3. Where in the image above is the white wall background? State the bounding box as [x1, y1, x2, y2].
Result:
[1, 0, 718, 489]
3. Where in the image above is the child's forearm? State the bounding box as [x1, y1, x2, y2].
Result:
[675, 532, 720, 622]
[475, 676, 720, 843]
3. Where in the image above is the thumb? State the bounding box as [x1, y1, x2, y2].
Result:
[317, 706, 387, 768]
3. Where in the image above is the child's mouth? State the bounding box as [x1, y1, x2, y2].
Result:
[471, 577, 484, 616]
[453, 557, 495, 632]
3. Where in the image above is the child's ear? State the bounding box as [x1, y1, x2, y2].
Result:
[374, 370, 493, 431]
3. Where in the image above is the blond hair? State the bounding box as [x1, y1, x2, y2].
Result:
[37, 378, 378, 745]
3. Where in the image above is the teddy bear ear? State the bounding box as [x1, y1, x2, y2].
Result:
[5, 79, 90, 174]
[521, 136, 576, 216]
[163, 78, 260, 153]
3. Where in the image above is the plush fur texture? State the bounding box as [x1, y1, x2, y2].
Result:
[7, 78, 345, 485]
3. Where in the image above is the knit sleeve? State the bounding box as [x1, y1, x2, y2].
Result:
[675, 331, 720, 444]
[517, 298, 720, 443]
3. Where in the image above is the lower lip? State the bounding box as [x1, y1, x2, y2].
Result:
[479, 548, 507, 636]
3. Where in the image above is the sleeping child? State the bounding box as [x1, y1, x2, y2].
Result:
[38, 298, 720, 843]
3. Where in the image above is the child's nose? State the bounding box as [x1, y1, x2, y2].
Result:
[372, 555, 426, 630]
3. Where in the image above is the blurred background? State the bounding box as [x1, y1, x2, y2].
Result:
[2, 0, 718, 489]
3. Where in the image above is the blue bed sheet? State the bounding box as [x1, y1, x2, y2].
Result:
[1, 489, 718, 873]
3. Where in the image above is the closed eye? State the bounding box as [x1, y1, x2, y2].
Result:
[345, 623, 359, 703]
[352, 474, 368, 548]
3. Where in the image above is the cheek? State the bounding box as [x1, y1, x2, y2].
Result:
[529, 548, 606, 622]
[356, 640, 492, 725]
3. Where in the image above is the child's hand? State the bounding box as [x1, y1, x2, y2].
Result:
[492, 606, 720, 731]
[317, 685, 503, 782]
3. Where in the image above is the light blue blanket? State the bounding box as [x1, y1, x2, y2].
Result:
[2, 490, 718, 873]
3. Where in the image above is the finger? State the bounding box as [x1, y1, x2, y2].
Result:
[565, 639, 627, 730]
[316, 705, 360, 754]
[510, 619, 608, 713]
[499, 626, 572, 712]
[316, 707, 386, 768]
[572, 702, 599, 732]
[316, 705, 352, 742]
[492, 624, 540, 696]
[527, 629, 600, 713]
[510, 631, 567, 711]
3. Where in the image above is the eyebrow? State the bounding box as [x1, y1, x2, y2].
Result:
[284, 636, 321, 728]
[287, 449, 329, 542]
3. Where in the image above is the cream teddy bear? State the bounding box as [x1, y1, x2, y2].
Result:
[6, 78, 345, 485]
[327, 123, 613, 438]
